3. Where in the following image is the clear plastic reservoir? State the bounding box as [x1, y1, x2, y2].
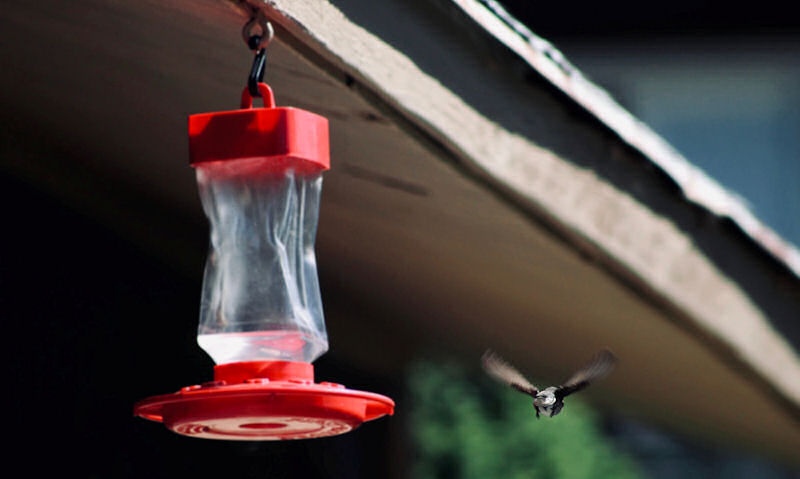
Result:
[194, 158, 328, 364]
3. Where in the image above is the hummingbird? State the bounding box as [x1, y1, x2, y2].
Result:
[481, 349, 617, 418]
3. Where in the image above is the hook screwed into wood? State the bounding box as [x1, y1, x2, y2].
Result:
[241, 10, 274, 51]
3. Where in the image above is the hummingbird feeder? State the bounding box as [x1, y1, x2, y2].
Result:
[134, 14, 394, 440]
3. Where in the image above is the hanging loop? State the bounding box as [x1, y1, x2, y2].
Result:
[240, 83, 276, 109]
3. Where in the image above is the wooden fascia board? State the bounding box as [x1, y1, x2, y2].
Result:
[236, 0, 800, 418]
[454, 0, 800, 278]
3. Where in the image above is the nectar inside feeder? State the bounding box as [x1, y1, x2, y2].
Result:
[134, 82, 394, 440]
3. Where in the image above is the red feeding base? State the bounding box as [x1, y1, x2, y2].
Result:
[134, 361, 394, 440]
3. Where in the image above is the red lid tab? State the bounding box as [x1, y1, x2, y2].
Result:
[188, 83, 330, 173]
[214, 360, 314, 384]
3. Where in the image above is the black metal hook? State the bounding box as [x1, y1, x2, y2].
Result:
[248, 47, 267, 97]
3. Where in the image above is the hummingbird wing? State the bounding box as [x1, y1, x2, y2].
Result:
[557, 349, 617, 398]
[482, 349, 539, 396]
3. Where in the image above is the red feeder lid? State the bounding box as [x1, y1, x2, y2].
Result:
[188, 83, 330, 174]
[134, 361, 394, 440]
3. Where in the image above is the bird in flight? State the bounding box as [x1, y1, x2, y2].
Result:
[482, 349, 617, 418]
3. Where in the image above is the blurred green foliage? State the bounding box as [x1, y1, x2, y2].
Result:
[407, 359, 644, 479]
